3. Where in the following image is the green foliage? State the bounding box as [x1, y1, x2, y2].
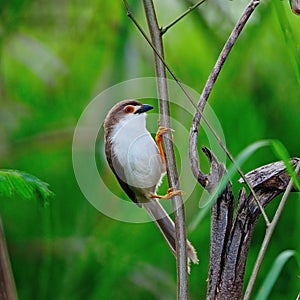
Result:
[0, 169, 54, 206]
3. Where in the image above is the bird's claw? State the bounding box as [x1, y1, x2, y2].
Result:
[155, 126, 174, 164]
[155, 126, 174, 143]
[150, 188, 183, 199]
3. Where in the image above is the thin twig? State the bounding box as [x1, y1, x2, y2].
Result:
[140, 0, 189, 299]
[161, 0, 207, 35]
[123, 0, 268, 224]
[243, 160, 300, 300]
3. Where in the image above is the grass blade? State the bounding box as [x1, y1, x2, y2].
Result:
[254, 250, 297, 300]
[270, 139, 300, 190]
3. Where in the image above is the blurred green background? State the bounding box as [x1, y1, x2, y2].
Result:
[0, 0, 299, 299]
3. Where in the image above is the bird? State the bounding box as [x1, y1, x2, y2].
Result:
[104, 99, 198, 267]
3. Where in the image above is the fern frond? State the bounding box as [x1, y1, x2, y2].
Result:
[0, 170, 54, 206]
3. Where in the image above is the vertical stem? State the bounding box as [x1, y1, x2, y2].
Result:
[142, 1, 189, 299]
[0, 216, 19, 300]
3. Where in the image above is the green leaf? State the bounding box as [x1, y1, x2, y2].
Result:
[0, 169, 55, 206]
[254, 250, 297, 300]
[270, 140, 300, 190]
[0, 173, 13, 197]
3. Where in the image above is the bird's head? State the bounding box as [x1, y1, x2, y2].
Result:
[104, 100, 153, 136]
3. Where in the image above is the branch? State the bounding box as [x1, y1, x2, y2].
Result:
[161, 0, 207, 35]
[188, 0, 270, 225]
[0, 216, 19, 300]
[203, 148, 235, 299]
[217, 189, 279, 299]
[141, 0, 189, 298]
[189, 0, 260, 181]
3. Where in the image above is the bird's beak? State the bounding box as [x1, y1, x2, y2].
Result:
[134, 104, 154, 114]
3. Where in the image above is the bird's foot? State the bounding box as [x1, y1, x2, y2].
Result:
[150, 188, 183, 199]
[155, 126, 174, 143]
[155, 126, 174, 164]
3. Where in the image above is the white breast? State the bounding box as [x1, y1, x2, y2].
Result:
[111, 113, 164, 191]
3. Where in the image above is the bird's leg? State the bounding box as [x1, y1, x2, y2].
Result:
[153, 127, 182, 199]
[150, 188, 183, 199]
[155, 126, 174, 164]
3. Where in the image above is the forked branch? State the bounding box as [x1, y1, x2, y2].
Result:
[161, 0, 207, 35]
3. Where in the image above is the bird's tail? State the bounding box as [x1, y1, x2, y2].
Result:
[143, 199, 199, 268]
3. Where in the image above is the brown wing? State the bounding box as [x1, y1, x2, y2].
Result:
[104, 138, 141, 206]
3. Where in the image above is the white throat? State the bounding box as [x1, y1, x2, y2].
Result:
[112, 113, 148, 140]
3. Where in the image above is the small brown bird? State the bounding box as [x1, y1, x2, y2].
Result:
[104, 99, 198, 266]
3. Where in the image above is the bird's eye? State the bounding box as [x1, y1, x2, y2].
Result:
[124, 105, 135, 113]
